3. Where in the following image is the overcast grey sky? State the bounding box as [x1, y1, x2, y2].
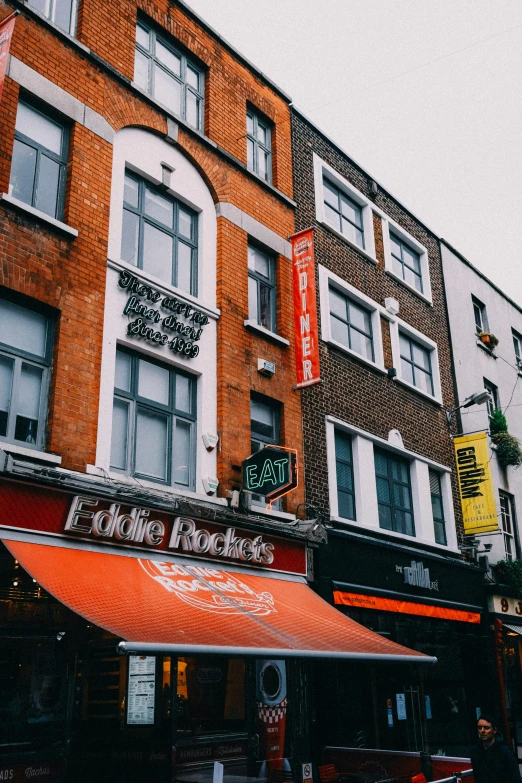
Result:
[184, 0, 522, 304]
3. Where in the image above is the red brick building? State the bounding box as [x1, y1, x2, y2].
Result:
[0, 1, 322, 779]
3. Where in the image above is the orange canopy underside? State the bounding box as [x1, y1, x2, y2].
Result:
[4, 539, 434, 662]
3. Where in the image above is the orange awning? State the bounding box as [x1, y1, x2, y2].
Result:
[4, 539, 435, 662]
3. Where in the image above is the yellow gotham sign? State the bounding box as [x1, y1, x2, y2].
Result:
[454, 432, 498, 535]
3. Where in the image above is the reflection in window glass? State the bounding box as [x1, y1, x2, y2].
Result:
[176, 657, 246, 736]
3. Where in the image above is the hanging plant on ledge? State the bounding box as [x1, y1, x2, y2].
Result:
[494, 560, 522, 597]
[490, 408, 522, 468]
[477, 331, 499, 349]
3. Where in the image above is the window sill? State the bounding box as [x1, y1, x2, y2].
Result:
[88, 467, 228, 505]
[1, 194, 78, 237]
[476, 339, 497, 358]
[319, 219, 377, 265]
[0, 442, 62, 464]
[244, 320, 290, 346]
[384, 268, 433, 305]
[393, 375, 443, 406]
[251, 502, 296, 522]
[325, 337, 386, 374]
[330, 515, 460, 553]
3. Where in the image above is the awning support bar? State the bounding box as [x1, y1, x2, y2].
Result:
[117, 641, 437, 663]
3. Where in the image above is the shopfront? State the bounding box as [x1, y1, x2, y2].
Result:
[316, 530, 492, 759]
[0, 468, 434, 783]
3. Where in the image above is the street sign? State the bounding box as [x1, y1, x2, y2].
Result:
[242, 447, 298, 502]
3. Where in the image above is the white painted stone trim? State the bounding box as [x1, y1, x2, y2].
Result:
[7, 56, 114, 143]
[1, 442, 62, 464]
[216, 202, 292, 258]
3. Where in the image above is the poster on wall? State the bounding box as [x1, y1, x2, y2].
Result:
[127, 655, 156, 725]
[454, 432, 498, 535]
[291, 228, 321, 389]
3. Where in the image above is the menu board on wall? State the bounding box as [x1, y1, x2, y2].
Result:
[127, 655, 156, 725]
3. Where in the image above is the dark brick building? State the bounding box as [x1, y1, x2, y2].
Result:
[291, 107, 494, 757]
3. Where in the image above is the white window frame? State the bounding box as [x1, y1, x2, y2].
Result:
[27, 0, 78, 37]
[389, 317, 442, 404]
[319, 265, 385, 372]
[381, 216, 432, 304]
[326, 415, 458, 551]
[313, 153, 376, 263]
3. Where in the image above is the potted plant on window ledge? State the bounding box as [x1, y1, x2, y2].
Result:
[490, 408, 522, 469]
[493, 560, 522, 598]
[477, 331, 499, 349]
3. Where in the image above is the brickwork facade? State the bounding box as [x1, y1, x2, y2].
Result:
[291, 109, 463, 542]
[0, 0, 303, 511]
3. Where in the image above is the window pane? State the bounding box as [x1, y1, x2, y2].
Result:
[175, 375, 191, 413]
[323, 180, 339, 209]
[259, 282, 273, 331]
[247, 139, 254, 171]
[329, 289, 347, 321]
[399, 357, 412, 384]
[412, 342, 430, 371]
[392, 255, 403, 278]
[186, 91, 199, 129]
[354, 228, 364, 248]
[153, 64, 181, 114]
[331, 316, 349, 347]
[0, 356, 14, 437]
[17, 364, 42, 419]
[136, 24, 150, 50]
[404, 246, 421, 273]
[110, 398, 129, 470]
[390, 235, 401, 258]
[172, 419, 191, 486]
[248, 276, 258, 322]
[340, 195, 358, 225]
[378, 504, 393, 530]
[10, 140, 37, 206]
[374, 450, 388, 476]
[134, 49, 150, 90]
[178, 207, 193, 240]
[338, 490, 355, 521]
[250, 246, 270, 279]
[186, 65, 200, 90]
[376, 476, 390, 504]
[0, 300, 47, 358]
[176, 242, 193, 294]
[16, 103, 63, 155]
[27, 0, 48, 14]
[399, 335, 411, 359]
[114, 351, 132, 392]
[135, 408, 168, 480]
[258, 149, 268, 180]
[416, 368, 434, 395]
[251, 400, 275, 440]
[138, 358, 170, 405]
[246, 113, 254, 135]
[348, 301, 371, 335]
[53, 0, 74, 33]
[14, 364, 42, 444]
[404, 265, 420, 291]
[142, 222, 173, 283]
[121, 210, 139, 265]
[124, 174, 139, 208]
[145, 188, 173, 228]
[341, 217, 356, 243]
[350, 329, 373, 361]
[156, 40, 181, 76]
[34, 154, 60, 218]
[256, 122, 267, 147]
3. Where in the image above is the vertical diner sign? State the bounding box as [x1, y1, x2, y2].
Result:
[0, 11, 17, 104]
[291, 228, 321, 388]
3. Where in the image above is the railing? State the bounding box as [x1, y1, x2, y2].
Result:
[431, 772, 473, 783]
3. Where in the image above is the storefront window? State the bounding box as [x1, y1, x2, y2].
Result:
[176, 657, 246, 736]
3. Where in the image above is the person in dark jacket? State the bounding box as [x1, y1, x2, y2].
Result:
[470, 713, 521, 783]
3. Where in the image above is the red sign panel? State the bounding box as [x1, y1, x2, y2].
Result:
[291, 228, 321, 388]
[0, 11, 17, 104]
[0, 480, 307, 576]
[334, 590, 481, 624]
